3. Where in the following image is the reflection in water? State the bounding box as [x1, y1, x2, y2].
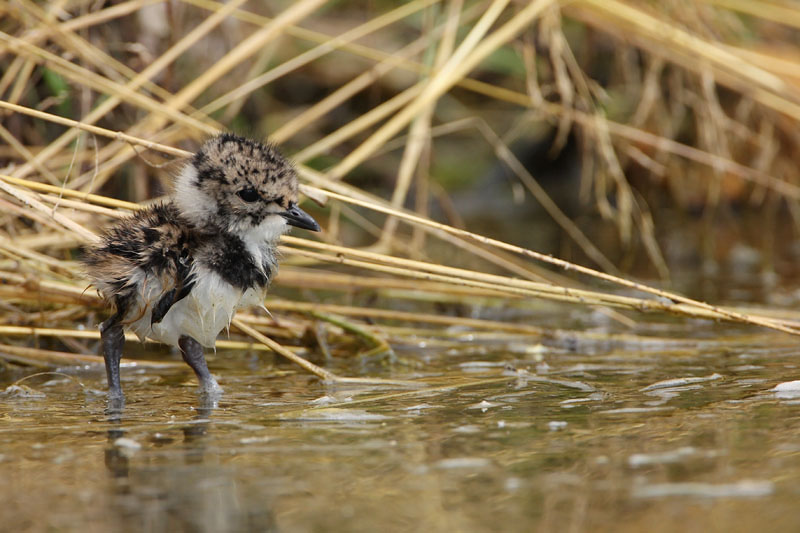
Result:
[97, 389, 280, 531]
[2, 339, 800, 531]
[181, 393, 217, 462]
[103, 393, 217, 478]
[104, 397, 128, 478]
[104, 429, 129, 480]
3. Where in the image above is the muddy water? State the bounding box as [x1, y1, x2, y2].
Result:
[2, 331, 800, 532]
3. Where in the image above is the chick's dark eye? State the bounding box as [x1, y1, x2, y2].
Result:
[237, 187, 259, 202]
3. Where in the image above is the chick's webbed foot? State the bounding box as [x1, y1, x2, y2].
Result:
[178, 335, 222, 394]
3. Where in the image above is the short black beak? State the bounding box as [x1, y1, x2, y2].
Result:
[280, 204, 320, 232]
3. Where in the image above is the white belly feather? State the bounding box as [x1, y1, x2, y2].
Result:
[128, 266, 266, 348]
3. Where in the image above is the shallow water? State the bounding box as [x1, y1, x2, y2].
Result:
[3, 329, 800, 532]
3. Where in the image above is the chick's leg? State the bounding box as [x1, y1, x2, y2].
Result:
[100, 316, 125, 399]
[178, 335, 221, 394]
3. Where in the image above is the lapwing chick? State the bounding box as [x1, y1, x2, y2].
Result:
[83, 133, 320, 399]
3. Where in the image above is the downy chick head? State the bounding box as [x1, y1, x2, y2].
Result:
[174, 133, 319, 237]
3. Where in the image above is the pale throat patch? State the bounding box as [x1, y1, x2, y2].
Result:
[242, 216, 287, 274]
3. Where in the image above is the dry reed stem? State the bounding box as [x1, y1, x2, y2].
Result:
[0, 307, 701, 355]
[0, 101, 188, 157]
[0, 173, 144, 211]
[281, 236, 619, 304]
[0, 324, 304, 350]
[0, 102, 330, 203]
[301, 184, 800, 336]
[13, 0, 158, 98]
[140, 0, 325, 136]
[448, 117, 621, 274]
[0, 0, 161, 56]
[0, 123, 60, 185]
[269, 26, 445, 145]
[282, 244, 699, 316]
[329, 0, 545, 180]
[22, 0, 325, 192]
[181, 0, 445, 73]
[702, 0, 800, 27]
[0, 177, 98, 242]
[570, 0, 800, 119]
[4, 33, 795, 205]
[374, 79, 799, 203]
[198, 0, 438, 118]
[0, 166, 733, 334]
[0, 342, 181, 369]
[276, 268, 514, 299]
[243, 302, 546, 336]
[0, 33, 215, 136]
[376, 0, 462, 250]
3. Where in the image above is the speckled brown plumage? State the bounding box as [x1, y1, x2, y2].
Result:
[183, 133, 298, 232]
[83, 203, 198, 325]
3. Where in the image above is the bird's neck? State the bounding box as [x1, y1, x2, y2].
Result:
[239, 217, 285, 274]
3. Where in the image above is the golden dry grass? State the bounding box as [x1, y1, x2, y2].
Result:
[1, 0, 800, 374]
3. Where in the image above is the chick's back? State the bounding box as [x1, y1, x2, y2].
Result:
[83, 202, 198, 322]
